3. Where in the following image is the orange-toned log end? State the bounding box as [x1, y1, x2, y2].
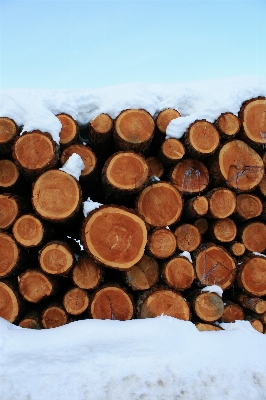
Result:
[239, 97, 266, 148]
[90, 114, 113, 137]
[159, 138, 185, 166]
[63, 287, 89, 315]
[0, 232, 19, 278]
[162, 256, 195, 291]
[146, 156, 165, 179]
[210, 218, 237, 243]
[194, 218, 209, 235]
[114, 109, 155, 153]
[221, 303, 245, 323]
[82, 206, 147, 270]
[41, 305, 68, 329]
[250, 319, 264, 333]
[241, 222, 266, 253]
[215, 112, 240, 138]
[208, 188, 236, 219]
[0, 160, 20, 190]
[71, 255, 102, 290]
[0, 282, 19, 323]
[185, 120, 220, 157]
[138, 289, 190, 320]
[61, 144, 97, 178]
[12, 214, 44, 247]
[218, 140, 264, 192]
[188, 196, 208, 218]
[156, 109, 181, 134]
[0, 117, 18, 154]
[193, 292, 224, 322]
[170, 158, 209, 195]
[32, 170, 81, 223]
[137, 182, 183, 227]
[39, 241, 74, 275]
[90, 286, 134, 320]
[103, 151, 149, 192]
[236, 194, 263, 220]
[19, 317, 41, 329]
[195, 322, 223, 331]
[229, 242, 246, 257]
[238, 256, 266, 297]
[18, 270, 53, 303]
[0, 194, 19, 229]
[57, 113, 78, 147]
[124, 254, 159, 291]
[174, 224, 201, 252]
[147, 228, 177, 259]
[194, 243, 236, 289]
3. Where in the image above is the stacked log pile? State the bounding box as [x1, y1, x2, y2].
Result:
[0, 97, 266, 334]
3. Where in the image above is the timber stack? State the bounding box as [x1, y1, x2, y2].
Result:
[0, 97, 266, 335]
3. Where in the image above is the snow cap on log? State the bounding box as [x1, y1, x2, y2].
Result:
[59, 153, 85, 181]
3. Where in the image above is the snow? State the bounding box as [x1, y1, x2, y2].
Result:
[83, 197, 103, 217]
[59, 153, 85, 180]
[179, 250, 192, 263]
[201, 285, 223, 298]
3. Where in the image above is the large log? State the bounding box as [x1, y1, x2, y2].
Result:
[0, 117, 18, 156]
[170, 158, 209, 195]
[124, 254, 159, 291]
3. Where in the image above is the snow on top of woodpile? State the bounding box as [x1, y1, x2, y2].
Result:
[201, 285, 223, 298]
[1, 76, 265, 144]
[59, 153, 85, 180]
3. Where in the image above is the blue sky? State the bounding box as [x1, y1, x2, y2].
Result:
[1, 0, 265, 89]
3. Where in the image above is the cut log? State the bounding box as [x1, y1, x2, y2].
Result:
[194, 218, 209, 235]
[238, 97, 266, 150]
[147, 228, 177, 259]
[63, 287, 89, 315]
[88, 113, 113, 146]
[90, 285, 134, 320]
[32, 169, 82, 224]
[208, 218, 237, 243]
[71, 255, 102, 290]
[57, 113, 79, 148]
[158, 138, 185, 167]
[81, 205, 147, 270]
[193, 243, 236, 289]
[13, 131, 59, 181]
[41, 304, 69, 328]
[0, 159, 28, 195]
[18, 269, 58, 303]
[211, 139, 264, 192]
[39, 240, 75, 275]
[114, 109, 155, 154]
[162, 255, 195, 291]
[206, 187, 236, 219]
[226, 241, 246, 257]
[0, 117, 18, 156]
[220, 300, 244, 322]
[195, 322, 223, 331]
[183, 120, 220, 158]
[238, 221, 266, 253]
[245, 313, 264, 333]
[183, 196, 209, 219]
[124, 254, 159, 291]
[190, 290, 224, 323]
[170, 158, 209, 195]
[19, 311, 41, 329]
[226, 290, 266, 314]
[102, 151, 149, 204]
[136, 182, 183, 227]
[174, 224, 201, 252]
[237, 254, 266, 297]
[256, 173, 266, 198]
[0, 193, 30, 230]
[214, 112, 240, 140]
[155, 108, 181, 137]
[235, 193, 263, 220]
[137, 288, 190, 320]
[0, 279, 22, 323]
[145, 156, 164, 179]
[12, 213, 54, 248]
[0, 232, 27, 278]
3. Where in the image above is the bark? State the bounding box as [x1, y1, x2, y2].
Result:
[237, 254, 266, 297]
[234, 193, 263, 220]
[71, 254, 102, 290]
[162, 255, 195, 291]
[170, 158, 209, 195]
[18, 269, 59, 303]
[57, 113, 79, 149]
[147, 228, 177, 259]
[39, 240, 75, 275]
[183, 120, 220, 159]
[208, 218, 237, 243]
[41, 303, 69, 328]
[145, 156, 165, 179]
[238, 221, 266, 253]
[0, 117, 18, 156]
[158, 138, 185, 167]
[189, 290, 224, 323]
[214, 112, 240, 140]
[174, 223, 202, 252]
[124, 254, 159, 291]
[63, 287, 89, 315]
[206, 187, 236, 219]
[0, 193, 31, 230]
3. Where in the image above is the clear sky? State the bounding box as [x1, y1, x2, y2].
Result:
[0, 0, 265, 89]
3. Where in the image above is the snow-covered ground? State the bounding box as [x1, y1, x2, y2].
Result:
[1, 77, 266, 399]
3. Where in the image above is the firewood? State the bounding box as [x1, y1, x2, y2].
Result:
[81, 205, 147, 270]
[145, 156, 164, 179]
[63, 287, 89, 315]
[87, 113, 114, 166]
[57, 113, 79, 149]
[226, 241, 246, 257]
[195, 322, 223, 331]
[162, 255, 195, 291]
[256, 173, 266, 198]
[194, 218, 209, 235]
[18, 269, 59, 303]
[136, 181, 183, 227]
[0, 159, 29, 195]
[153, 108, 181, 151]
[90, 285, 134, 320]
[0, 231, 28, 278]
[214, 112, 240, 140]
[38, 240, 75, 276]
[235, 193, 263, 220]
[124, 254, 159, 291]
[19, 311, 42, 329]
[71, 255, 102, 290]
[189, 290, 224, 323]
[182, 196, 209, 220]
[183, 120, 220, 159]
[0, 193, 30, 230]
[158, 138, 185, 167]
[12, 213, 54, 248]
[208, 218, 237, 243]
[147, 228, 177, 259]
[174, 223, 202, 252]
[237, 254, 266, 297]
[245, 312, 264, 333]
[206, 187, 236, 219]
[41, 303, 69, 328]
[220, 300, 244, 322]
[0, 117, 18, 156]
[12, 131, 59, 181]
[0, 279, 24, 323]
[225, 290, 266, 314]
[238, 221, 266, 253]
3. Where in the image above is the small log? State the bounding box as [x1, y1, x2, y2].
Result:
[41, 303, 69, 328]
[193, 243, 236, 289]
[12, 131, 59, 181]
[0, 193, 30, 230]
[214, 112, 240, 140]
[19, 311, 41, 329]
[124, 254, 159, 291]
[63, 287, 89, 315]
[71, 255, 102, 290]
[90, 285, 134, 320]
[206, 187, 236, 219]
[220, 300, 244, 323]
[235, 193, 263, 220]
[238, 97, 266, 150]
[0, 279, 23, 323]
[32, 169, 82, 224]
[195, 322, 223, 331]
[226, 290, 266, 314]
[147, 228, 177, 259]
[136, 182, 183, 227]
[145, 156, 165, 179]
[226, 241, 246, 257]
[18, 269, 59, 303]
[114, 109, 155, 154]
[0, 231, 27, 278]
[57, 113, 79, 149]
[208, 218, 237, 243]
[39, 240, 75, 275]
[245, 312, 264, 333]
[182, 196, 209, 219]
[158, 138, 185, 167]
[137, 287, 190, 320]
[189, 290, 224, 323]
[256, 173, 266, 198]
[162, 255, 195, 291]
[87, 113, 114, 165]
[0, 117, 18, 156]
[153, 108, 181, 150]
[183, 120, 220, 159]
[194, 218, 209, 235]
[0, 159, 28, 195]
[238, 221, 266, 253]
[174, 224, 201, 252]
[170, 158, 209, 195]
[12, 213, 54, 248]
[81, 205, 147, 270]
[237, 254, 266, 297]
